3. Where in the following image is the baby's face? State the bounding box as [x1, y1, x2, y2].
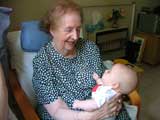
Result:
[102, 68, 123, 93]
[102, 69, 116, 86]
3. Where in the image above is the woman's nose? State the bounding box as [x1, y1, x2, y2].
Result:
[72, 30, 79, 40]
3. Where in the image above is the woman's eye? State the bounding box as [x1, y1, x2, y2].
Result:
[76, 28, 80, 32]
[64, 27, 81, 33]
[64, 28, 72, 32]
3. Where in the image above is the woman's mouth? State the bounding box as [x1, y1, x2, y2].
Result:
[67, 41, 76, 46]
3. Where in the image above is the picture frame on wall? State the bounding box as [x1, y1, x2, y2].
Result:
[133, 35, 146, 63]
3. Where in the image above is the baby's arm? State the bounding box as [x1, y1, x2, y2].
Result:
[72, 73, 101, 111]
[72, 99, 98, 112]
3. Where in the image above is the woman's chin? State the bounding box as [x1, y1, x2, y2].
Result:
[67, 48, 75, 52]
[65, 45, 76, 51]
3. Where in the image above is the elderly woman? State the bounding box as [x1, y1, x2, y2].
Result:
[32, 0, 130, 119]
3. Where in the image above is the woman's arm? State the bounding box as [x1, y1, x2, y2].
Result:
[44, 94, 121, 120]
[44, 97, 93, 120]
[73, 99, 98, 111]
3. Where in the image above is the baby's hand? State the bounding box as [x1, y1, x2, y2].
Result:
[93, 72, 103, 85]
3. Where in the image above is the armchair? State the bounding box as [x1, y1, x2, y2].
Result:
[6, 21, 141, 120]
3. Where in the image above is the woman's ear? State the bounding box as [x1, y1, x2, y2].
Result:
[50, 29, 54, 36]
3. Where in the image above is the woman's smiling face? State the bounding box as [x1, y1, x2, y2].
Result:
[50, 11, 81, 55]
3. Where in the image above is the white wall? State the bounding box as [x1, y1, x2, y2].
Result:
[1, 0, 134, 30]
[1, 0, 160, 31]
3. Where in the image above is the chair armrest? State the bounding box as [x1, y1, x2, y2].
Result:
[8, 69, 40, 120]
[129, 90, 141, 109]
[128, 90, 141, 118]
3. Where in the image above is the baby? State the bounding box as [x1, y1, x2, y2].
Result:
[73, 64, 138, 113]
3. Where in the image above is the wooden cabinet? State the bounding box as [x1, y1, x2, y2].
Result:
[143, 34, 160, 65]
[137, 33, 160, 65]
[87, 26, 128, 60]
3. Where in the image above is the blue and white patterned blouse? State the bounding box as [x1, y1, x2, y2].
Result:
[32, 39, 130, 120]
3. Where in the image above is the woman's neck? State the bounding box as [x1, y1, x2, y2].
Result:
[64, 50, 76, 58]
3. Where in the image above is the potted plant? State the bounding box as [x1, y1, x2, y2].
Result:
[107, 8, 125, 28]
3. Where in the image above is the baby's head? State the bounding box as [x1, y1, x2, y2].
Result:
[102, 64, 138, 94]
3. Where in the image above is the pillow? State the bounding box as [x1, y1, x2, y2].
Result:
[21, 20, 52, 52]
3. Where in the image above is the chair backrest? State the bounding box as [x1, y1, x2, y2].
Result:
[20, 21, 53, 106]
[7, 21, 53, 107]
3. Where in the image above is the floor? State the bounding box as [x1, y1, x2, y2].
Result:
[138, 63, 160, 120]
[101, 51, 160, 120]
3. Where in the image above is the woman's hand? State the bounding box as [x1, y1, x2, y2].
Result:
[91, 93, 122, 120]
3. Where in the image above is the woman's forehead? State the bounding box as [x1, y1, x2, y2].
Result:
[59, 12, 81, 25]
